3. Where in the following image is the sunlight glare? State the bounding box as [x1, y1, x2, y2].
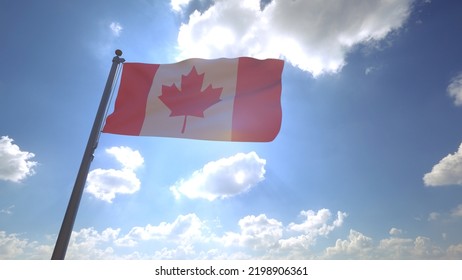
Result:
[234, 170, 246, 185]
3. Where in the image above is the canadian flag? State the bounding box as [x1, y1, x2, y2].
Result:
[103, 57, 284, 142]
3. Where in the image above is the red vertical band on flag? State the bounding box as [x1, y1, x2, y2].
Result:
[103, 63, 159, 135]
[232, 58, 284, 142]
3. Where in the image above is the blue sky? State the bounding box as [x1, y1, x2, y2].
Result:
[1, 0, 462, 259]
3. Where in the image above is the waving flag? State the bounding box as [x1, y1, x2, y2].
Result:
[103, 57, 284, 142]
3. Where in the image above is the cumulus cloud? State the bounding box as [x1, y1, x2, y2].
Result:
[170, 152, 266, 201]
[0, 231, 29, 259]
[217, 208, 346, 259]
[287, 209, 346, 234]
[277, 209, 347, 257]
[447, 244, 462, 259]
[423, 143, 462, 187]
[86, 169, 141, 203]
[116, 213, 204, 247]
[0, 136, 37, 183]
[105, 146, 144, 170]
[174, 0, 413, 76]
[0, 231, 52, 259]
[65, 227, 124, 260]
[5, 208, 462, 259]
[323, 230, 454, 259]
[109, 22, 123, 37]
[86, 146, 144, 203]
[389, 227, 402, 236]
[324, 230, 375, 259]
[65, 208, 348, 259]
[221, 214, 283, 250]
[377, 236, 444, 259]
[448, 72, 462, 106]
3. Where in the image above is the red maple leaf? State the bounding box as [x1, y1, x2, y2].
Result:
[159, 66, 223, 133]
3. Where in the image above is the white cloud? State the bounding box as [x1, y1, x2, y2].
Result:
[389, 227, 403, 236]
[65, 227, 123, 260]
[86, 168, 141, 202]
[109, 22, 123, 37]
[175, 0, 413, 76]
[276, 209, 347, 258]
[0, 231, 52, 259]
[117, 213, 205, 247]
[378, 236, 444, 259]
[447, 244, 462, 259]
[152, 245, 197, 259]
[0, 136, 37, 183]
[65, 208, 347, 259]
[365, 66, 380, 75]
[287, 209, 346, 236]
[5, 208, 462, 259]
[0, 205, 15, 215]
[221, 214, 283, 250]
[171, 0, 192, 12]
[423, 143, 462, 187]
[170, 152, 266, 201]
[0, 231, 28, 258]
[86, 146, 143, 203]
[65, 214, 208, 259]
[215, 208, 347, 259]
[451, 204, 462, 218]
[428, 212, 440, 221]
[448, 73, 462, 106]
[324, 230, 375, 259]
[426, 206, 462, 222]
[89, 21, 124, 59]
[105, 146, 144, 170]
[324, 230, 451, 259]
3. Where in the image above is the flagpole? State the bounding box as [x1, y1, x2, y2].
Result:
[51, 50, 125, 260]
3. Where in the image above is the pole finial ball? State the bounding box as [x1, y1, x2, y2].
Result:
[115, 49, 123, 56]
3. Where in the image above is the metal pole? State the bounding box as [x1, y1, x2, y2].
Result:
[51, 50, 125, 260]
